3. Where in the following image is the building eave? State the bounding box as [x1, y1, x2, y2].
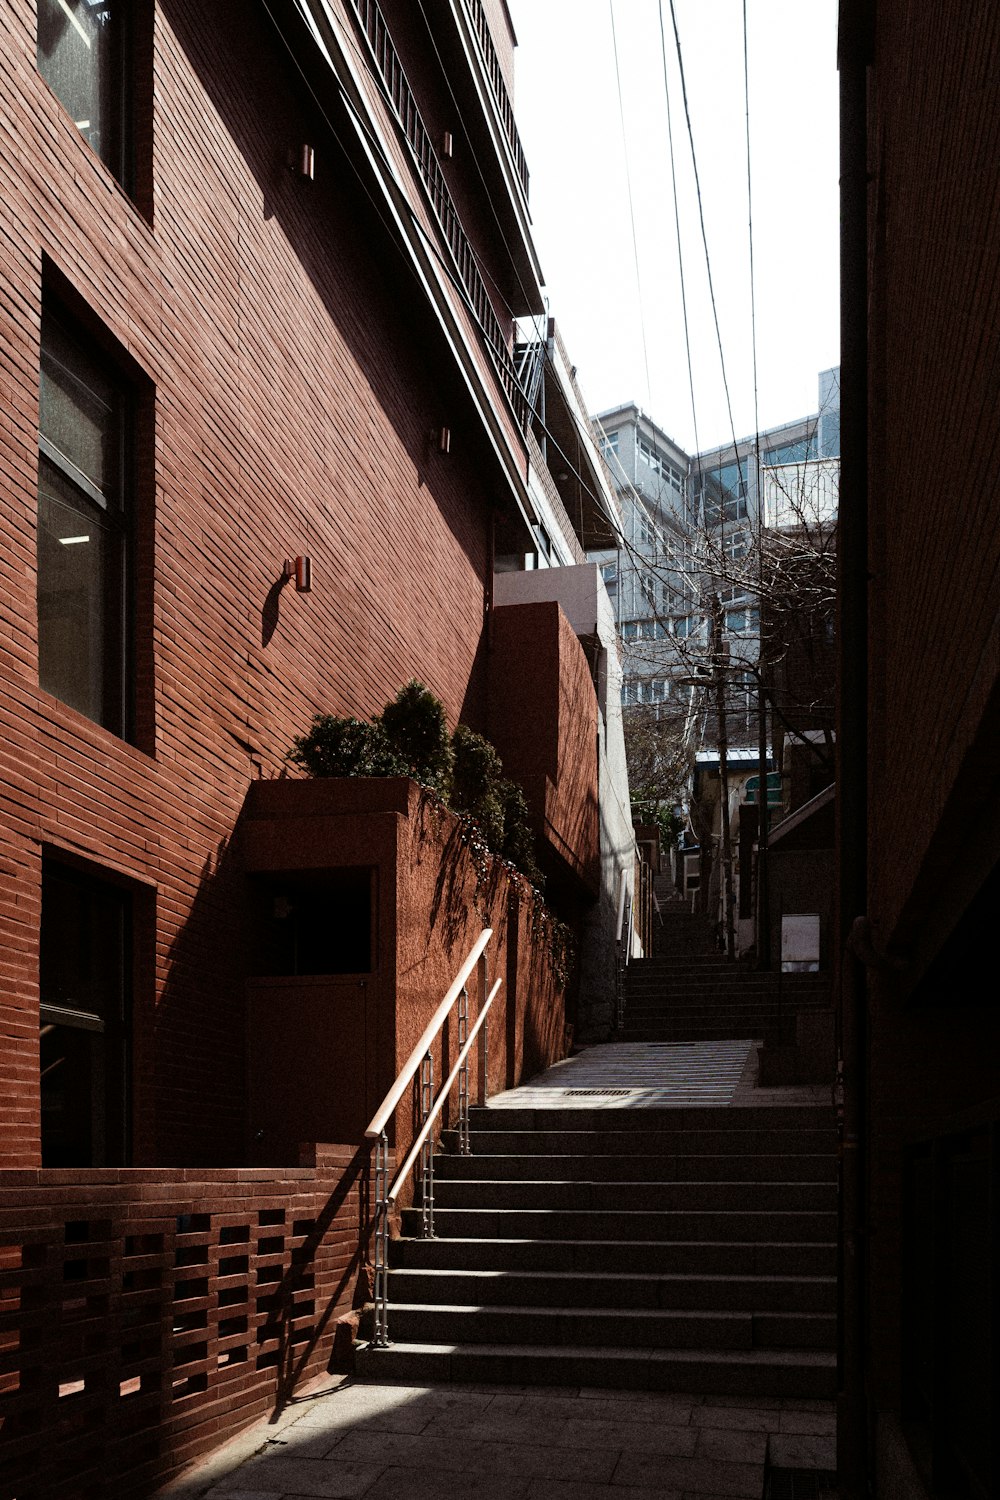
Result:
[279, 0, 540, 543]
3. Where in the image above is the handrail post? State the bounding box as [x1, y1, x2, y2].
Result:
[616, 888, 632, 1032]
[419, 1052, 435, 1237]
[457, 985, 470, 1155]
[363, 930, 498, 1352]
[478, 952, 489, 1106]
[373, 1129, 390, 1346]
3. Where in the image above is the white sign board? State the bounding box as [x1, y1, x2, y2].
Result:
[781, 913, 820, 972]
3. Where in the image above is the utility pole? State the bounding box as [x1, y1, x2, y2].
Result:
[756, 674, 771, 968]
[711, 597, 737, 961]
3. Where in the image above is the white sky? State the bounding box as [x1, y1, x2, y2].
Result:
[506, 0, 840, 454]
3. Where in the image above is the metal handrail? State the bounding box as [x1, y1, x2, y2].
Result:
[365, 928, 492, 1140]
[387, 979, 501, 1205]
[614, 873, 633, 1032]
[366, 930, 499, 1348]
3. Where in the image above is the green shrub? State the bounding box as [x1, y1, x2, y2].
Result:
[377, 680, 454, 794]
[452, 724, 544, 890]
[288, 694, 545, 891]
[287, 715, 406, 778]
[499, 779, 544, 891]
[451, 725, 505, 847]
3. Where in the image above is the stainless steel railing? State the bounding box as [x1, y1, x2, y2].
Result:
[614, 873, 633, 1032]
[364, 929, 501, 1347]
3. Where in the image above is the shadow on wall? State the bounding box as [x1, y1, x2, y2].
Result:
[152, 829, 251, 1167]
[159, 0, 499, 641]
[267, 1143, 374, 1416]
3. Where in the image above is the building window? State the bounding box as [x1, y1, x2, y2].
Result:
[599, 430, 619, 459]
[38, 311, 132, 738]
[637, 513, 656, 548]
[622, 618, 668, 642]
[37, 0, 130, 186]
[724, 606, 760, 634]
[39, 860, 131, 1166]
[638, 438, 684, 492]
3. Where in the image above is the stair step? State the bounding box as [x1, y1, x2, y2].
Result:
[399, 1207, 838, 1242]
[355, 1341, 838, 1398]
[387, 1267, 836, 1313]
[437, 1152, 837, 1182]
[386, 1303, 762, 1351]
[622, 994, 830, 1007]
[470, 1105, 834, 1131]
[382, 1304, 835, 1352]
[392, 1237, 838, 1277]
[429, 1179, 837, 1212]
[462, 1128, 837, 1155]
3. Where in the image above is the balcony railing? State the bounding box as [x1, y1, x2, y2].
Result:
[461, 0, 530, 199]
[346, 0, 529, 431]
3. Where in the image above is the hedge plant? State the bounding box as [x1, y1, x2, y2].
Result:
[288, 682, 544, 892]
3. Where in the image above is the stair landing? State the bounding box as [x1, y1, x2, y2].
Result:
[487, 1040, 832, 1110]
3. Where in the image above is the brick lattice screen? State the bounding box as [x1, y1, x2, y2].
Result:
[0, 1146, 376, 1498]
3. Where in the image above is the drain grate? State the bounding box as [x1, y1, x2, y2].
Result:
[764, 1469, 839, 1500]
[563, 1088, 633, 1097]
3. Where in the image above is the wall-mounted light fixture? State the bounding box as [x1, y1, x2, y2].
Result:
[289, 144, 315, 179]
[283, 556, 313, 592]
[436, 426, 451, 454]
[442, 131, 454, 159]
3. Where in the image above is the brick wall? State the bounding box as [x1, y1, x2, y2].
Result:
[857, 0, 1000, 1482]
[487, 601, 600, 898]
[241, 776, 569, 1183]
[866, 0, 1000, 958]
[0, 1147, 377, 1498]
[0, 0, 532, 1167]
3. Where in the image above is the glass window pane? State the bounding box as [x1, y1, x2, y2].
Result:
[39, 862, 130, 1166]
[37, 0, 123, 173]
[40, 317, 121, 503]
[38, 457, 125, 731]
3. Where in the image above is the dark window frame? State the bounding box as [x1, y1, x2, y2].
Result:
[39, 856, 134, 1167]
[37, 302, 140, 743]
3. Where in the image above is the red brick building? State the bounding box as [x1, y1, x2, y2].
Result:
[0, 2, 625, 1488]
[837, 2, 1000, 1494]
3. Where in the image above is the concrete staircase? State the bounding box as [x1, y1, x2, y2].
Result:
[628, 900, 831, 1045]
[357, 1095, 837, 1397]
[621, 956, 831, 1045]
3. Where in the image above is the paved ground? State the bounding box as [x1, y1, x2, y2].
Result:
[160, 1377, 838, 1499]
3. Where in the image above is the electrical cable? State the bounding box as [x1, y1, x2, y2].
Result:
[666, 0, 747, 499]
[609, 0, 654, 408]
[657, 0, 701, 474]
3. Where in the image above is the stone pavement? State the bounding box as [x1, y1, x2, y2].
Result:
[160, 1377, 838, 1500]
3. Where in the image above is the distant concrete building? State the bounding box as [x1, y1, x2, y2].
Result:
[589, 370, 841, 716]
[588, 403, 696, 710]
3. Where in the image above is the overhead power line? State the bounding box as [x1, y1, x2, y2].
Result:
[609, 0, 654, 409]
